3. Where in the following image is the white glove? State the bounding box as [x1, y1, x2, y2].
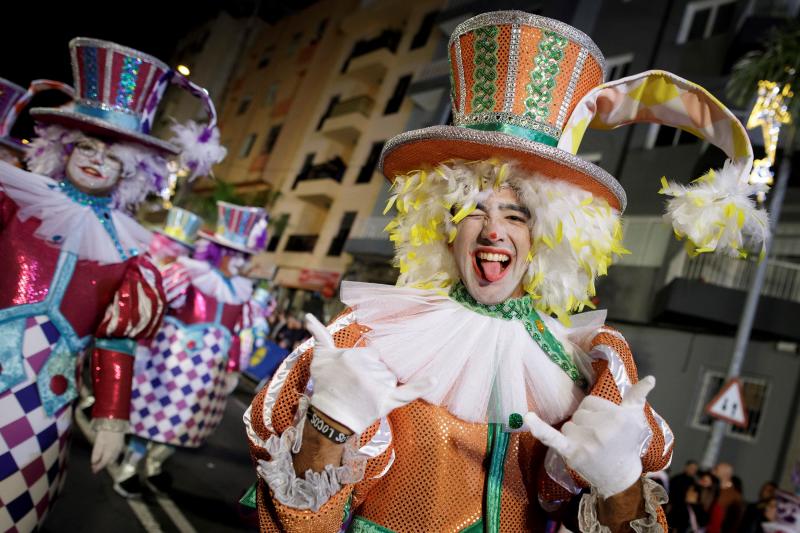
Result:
[524, 376, 655, 498]
[91, 429, 125, 473]
[224, 372, 240, 395]
[305, 314, 435, 435]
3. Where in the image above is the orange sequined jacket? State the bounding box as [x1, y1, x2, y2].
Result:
[245, 312, 673, 532]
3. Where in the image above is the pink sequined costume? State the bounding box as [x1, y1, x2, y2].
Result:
[0, 163, 165, 531]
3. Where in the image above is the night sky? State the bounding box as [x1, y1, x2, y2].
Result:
[1, 0, 315, 139]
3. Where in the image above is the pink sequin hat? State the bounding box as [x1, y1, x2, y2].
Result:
[30, 38, 183, 153]
[198, 201, 269, 254]
[30, 37, 224, 173]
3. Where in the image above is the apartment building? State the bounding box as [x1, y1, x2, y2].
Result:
[207, 0, 446, 315]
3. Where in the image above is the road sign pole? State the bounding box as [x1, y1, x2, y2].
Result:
[700, 131, 794, 469]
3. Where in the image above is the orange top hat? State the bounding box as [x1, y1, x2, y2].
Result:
[380, 11, 626, 211]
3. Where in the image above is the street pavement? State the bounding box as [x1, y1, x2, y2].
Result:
[41, 385, 261, 533]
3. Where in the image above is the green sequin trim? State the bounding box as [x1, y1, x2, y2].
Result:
[524, 30, 568, 121]
[471, 26, 499, 113]
[484, 423, 509, 533]
[239, 482, 258, 509]
[348, 516, 396, 533]
[449, 283, 584, 386]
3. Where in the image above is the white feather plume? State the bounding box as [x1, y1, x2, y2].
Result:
[661, 159, 770, 257]
[168, 120, 227, 180]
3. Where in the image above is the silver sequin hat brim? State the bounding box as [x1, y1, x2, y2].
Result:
[379, 125, 627, 212]
[29, 107, 179, 155]
[153, 229, 196, 250]
[197, 230, 257, 255]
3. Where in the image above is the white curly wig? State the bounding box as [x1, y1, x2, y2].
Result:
[386, 158, 629, 323]
[25, 124, 170, 212]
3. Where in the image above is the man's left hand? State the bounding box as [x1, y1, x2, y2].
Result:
[524, 376, 655, 498]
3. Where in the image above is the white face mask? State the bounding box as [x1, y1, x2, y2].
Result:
[65, 137, 123, 195]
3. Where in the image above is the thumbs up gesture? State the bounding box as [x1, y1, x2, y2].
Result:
[305, 314, 435, 435]
[524, 376, 656, 498]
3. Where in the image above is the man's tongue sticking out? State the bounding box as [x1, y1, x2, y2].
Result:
[482, 259, 506, 282]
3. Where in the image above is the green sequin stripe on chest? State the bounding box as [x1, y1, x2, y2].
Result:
[471, 25, 500, 113]
[449, 283, 584, 386]
[524, 30, 568, 121]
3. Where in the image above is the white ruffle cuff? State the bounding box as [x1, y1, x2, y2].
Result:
[255, 397, 366, 512]
[578, 477, 668, 533]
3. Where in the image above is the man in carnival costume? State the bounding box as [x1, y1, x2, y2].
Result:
[244, 12, 768, 532]
[0, 77, 74, 166]
[117, 202, 269, 497]
[0, 38, 225, 531]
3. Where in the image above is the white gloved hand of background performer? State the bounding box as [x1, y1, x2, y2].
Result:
[305, 314, 435, 435]
[524, 376, 655, 498]
[224, 372, 240, 395]
[91, 429, 125, 473]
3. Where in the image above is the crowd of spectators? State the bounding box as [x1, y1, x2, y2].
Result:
[665, 460, 779, 532]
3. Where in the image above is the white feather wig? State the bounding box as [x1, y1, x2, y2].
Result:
[25, 124, 170, 212]
[386, 158, 627, 322]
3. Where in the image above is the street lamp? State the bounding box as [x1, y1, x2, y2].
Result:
[176, 64, 191, 77]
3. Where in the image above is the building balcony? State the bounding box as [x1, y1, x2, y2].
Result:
[283, 234, 319, 253]
[346, 48, 395, 85]
[320, 96, 374, 144]
[344, 216, 394, 258]
[293, 156, 345, 207]
[653, 252, 800, 340]
[342, 29, 401, 84]
[271, 98, 292, 118]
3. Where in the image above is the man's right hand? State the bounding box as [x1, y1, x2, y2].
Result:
[305, 314, 435, 435]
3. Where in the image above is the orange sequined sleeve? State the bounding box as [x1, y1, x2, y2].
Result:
[244, 313, 395, 532]
[538, 326, 672, 530]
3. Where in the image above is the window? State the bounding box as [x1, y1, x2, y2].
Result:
[317, 95, 340, 130]
[691, 370, 770, 441]
[605, 53, 634, 81]
[312, 19, 329, 44]
[356, 141, 385, 183]
[645, 124, 699, 149]
[384, 74, 412, 115]
[257, 47, 273, 69]
[237, 96, 252, 116]
[284, 234, 318, 253]
[677, 0, 737, 44]
[293, 153, 316, 188]
[263, 83, 279, 106]
[410, 11, 439, 50]
[327, 211, 357, 256]
[261, 124, 282, 155]
[267, 214, 289, 252]
[239, 133, 257, 158]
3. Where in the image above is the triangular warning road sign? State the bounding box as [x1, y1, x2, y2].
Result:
[705, 379, 748, 428]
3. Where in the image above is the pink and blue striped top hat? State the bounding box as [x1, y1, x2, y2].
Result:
[155, 206, 202, 249]
[0, 77, 73, 152]
[30, 38, 220, 157]
[199, 201, 269, 254]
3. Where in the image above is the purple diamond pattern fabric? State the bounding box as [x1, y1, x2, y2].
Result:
[130, 319, 231, 448]
[0, 316, 73, 533]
